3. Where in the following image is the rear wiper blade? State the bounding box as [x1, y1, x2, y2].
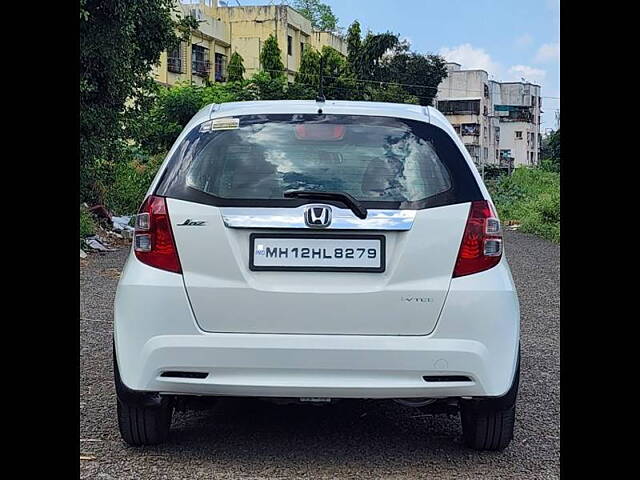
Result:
[283, 190, 368, 219]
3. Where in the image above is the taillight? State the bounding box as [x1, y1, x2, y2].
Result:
[453, 200, 502, 278]
[134, 196, 182, 274]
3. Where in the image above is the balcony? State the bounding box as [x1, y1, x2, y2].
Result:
[437, 99, 480, 115]
[495, 105, 534, 122]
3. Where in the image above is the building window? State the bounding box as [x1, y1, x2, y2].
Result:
[287, 35, 292, 55]
[515, 131, 523, 139]
[167, 43, 184, 73]
[437, 99, 480, 115]
[453, 124, 461, 136]
[465, 144, 480, 163]
[484, 84, 489, 98]
[192, 45, 210, 77]
[461, 123, 480, 136]
[483, 126, 487, 138]
[214, 53, 226, 82]
[495, 126, 500, 143]
[483, 147, 488, 160]
[300, 42, 304, 54]
[496, 149, 499, 160]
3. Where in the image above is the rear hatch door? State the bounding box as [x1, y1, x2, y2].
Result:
[158, 112, 482, 335]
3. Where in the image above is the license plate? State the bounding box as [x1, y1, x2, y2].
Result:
[249, 233, 385, 272]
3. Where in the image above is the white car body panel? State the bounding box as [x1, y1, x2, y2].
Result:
[168, 198, 469, 335]
[114, 252, 518, 398]
[116, 100, 520, 400]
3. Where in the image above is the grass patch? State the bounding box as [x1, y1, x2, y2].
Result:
[487, 167, 560, 243]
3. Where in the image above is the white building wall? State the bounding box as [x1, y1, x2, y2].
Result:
[496, 83, 541, 166]
[436, 65, 499, 166]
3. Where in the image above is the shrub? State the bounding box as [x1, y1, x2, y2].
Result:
[227, 51, 245, 82]
[540, 157, 560, 173]
[488, 167, 560, 243]
[131, 80, 259, 154]
[103, 152, 165, 215]
[80, 205, 96, 238]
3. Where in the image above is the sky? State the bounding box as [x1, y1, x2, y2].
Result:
[231, 0, 560, 132]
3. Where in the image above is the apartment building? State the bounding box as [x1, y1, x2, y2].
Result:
[496, 82, 542, 167]
[435, 63, 542, 167]
[153, 0, 346, 86]
[435, 63, 500, 166]
[153, 1, 231, 86]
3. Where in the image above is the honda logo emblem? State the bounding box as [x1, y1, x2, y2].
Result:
[304, 205, 332, 228]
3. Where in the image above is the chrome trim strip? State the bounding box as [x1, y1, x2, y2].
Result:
[221, 206, 416, 230]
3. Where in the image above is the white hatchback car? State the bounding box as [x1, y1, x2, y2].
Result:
[114, 100, 520, 450]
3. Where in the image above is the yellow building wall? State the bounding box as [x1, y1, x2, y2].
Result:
[154, 2, 346, 86]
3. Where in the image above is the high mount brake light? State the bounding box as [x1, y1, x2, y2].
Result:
[453, 200, 502, 278]
[134, 196, 182, 274]
[294, 124, 346, 141]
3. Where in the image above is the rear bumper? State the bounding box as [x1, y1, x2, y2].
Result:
[114, 251, 520, 399]
[129, 334, 511, 398]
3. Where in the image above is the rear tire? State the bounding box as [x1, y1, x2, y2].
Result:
[117, 396, 173, 446]
[460, 351, 520, 451]
[113, 341, 173, 446]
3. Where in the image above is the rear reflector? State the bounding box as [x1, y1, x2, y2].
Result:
[453, 200, 502, 277]
[134, 196, 182, 274]
[160, 371, 208, 379]
[422, 375, 472, 382]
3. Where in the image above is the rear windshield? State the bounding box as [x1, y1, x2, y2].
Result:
[155, 114, 482, 210]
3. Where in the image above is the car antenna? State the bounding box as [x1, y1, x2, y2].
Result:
[316, 53, 325, 107]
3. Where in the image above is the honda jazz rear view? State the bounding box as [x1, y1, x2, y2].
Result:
[113, 100, 520, 451]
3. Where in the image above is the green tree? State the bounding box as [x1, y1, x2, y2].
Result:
[295, 45, 321, 86]
[358, 31, 400, 79]
[80, 0, 196, 203]
[378, 46, 448, 106]
[346, 20, 361, 72]
[295, 45, 354, 100]
[343, 22, 448, 106]
[366, 84, 419, 104]
[247, 71, 287, 100]
[293, 0, 339, 32]
[284, 81, 317, 100]
[227, 51, 245, 82]
[319, 46, 352, 99]
[540, 129, 560, 172]
[260, 34, 285, 79]
[548, 128, 560, 161]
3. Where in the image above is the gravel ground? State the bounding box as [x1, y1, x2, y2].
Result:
[80, 230, 559, 479]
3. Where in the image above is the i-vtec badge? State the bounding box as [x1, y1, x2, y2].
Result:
[304, 205, 332, 228]
[401, 297, 433, 303]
